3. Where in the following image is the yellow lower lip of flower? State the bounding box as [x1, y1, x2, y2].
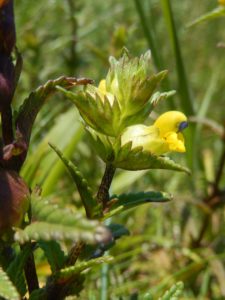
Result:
[121, 124, 186, 155]
[164, 132, 186, 153]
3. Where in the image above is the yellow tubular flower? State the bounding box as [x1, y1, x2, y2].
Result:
[121, 111, 188, 155]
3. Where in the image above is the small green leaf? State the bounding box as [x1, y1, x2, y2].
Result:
[31, 194, 99, 228]
[85, 128, 114, 163]
[159, 281, 184, 300]
[15, 77, 91, 170]
[30, 289, 46, 300]
[105, 191, 172, 218]
[54, 256, 113, 281]
[188, 6, 225, 27]
[49, 143, 102, 219]
[7, 245, 31, 296]
[14, 221, 106, 244]
[39, 241, 66, 273]
[0, 267, 20, 300]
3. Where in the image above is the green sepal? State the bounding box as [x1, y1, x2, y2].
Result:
[85, 128, 114, 163]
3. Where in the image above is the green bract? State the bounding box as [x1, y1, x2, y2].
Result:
[59, 51, 168, 137]
[105, 51, 167, 117]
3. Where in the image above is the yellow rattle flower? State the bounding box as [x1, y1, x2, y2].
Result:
[121, 111, 188, 155]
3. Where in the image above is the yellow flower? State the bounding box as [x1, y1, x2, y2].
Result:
[121, 111, 188, 155]
[97, 79, 114, 105]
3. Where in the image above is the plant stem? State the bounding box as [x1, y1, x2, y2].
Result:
[133, 0, 162, 71]
[192, 136, 225, 248]
[65, 0, 78, 73]
[66, 241, 85, 266]
[22, 243, 39, 294]
[1, 107, 14, 144]
[133, 0, 175, 109]
[97, 164, 116, 210]
[161, 0, 194, 116]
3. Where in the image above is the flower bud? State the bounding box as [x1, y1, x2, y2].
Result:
[106, 51, 167, 118]
[0, 170, 29, 233]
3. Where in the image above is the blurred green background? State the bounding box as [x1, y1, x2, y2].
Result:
[14, 0, 225, 299]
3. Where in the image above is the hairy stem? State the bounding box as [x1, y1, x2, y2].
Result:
[97, 164, 116, 210]
[21, 243, 39, 294]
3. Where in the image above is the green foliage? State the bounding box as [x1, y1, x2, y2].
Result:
[188, 5, 225, 27]
[0, 267, 20, 300]
[112, 141, 190, 173]
[7, 245, 31, 296]
[14, 221, 102, 244]
[15, 76, 91, 153]
[109, 191, 171, 211]
[58, 85, 122, 137]
[39, 241, 66, 273]
[49, 143, 102, 218]
[160, 0, 194, 116]
[54, 256, 113, 281]
[159, 281, 184, 300]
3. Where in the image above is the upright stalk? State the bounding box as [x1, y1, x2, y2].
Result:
[97, 164, 116, 210]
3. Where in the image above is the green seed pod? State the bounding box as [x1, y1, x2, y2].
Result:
[0, 169, 29, 233]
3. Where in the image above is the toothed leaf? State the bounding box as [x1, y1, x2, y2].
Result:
[49, 143, 102, 218]
[0, 267, 20, 300]
[113, 142, 190, 174]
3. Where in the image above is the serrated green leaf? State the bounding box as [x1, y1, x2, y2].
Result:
[187, 6, 225, 27]
[49, 143, 102, 218]
[54, 256, 113, 281]
[7, 245, 31, 297]
[14, 77, 91, 170]
[30, 194, 101, 229]
[113, 144, 190, 173]
[159, 281, 184, 300]
[104, 191, 172, 218]
[30, 288, 46, 300]
[0, 267, 20, 300]
[39, 241, 66, 273]
[14, 221, 103, 244]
